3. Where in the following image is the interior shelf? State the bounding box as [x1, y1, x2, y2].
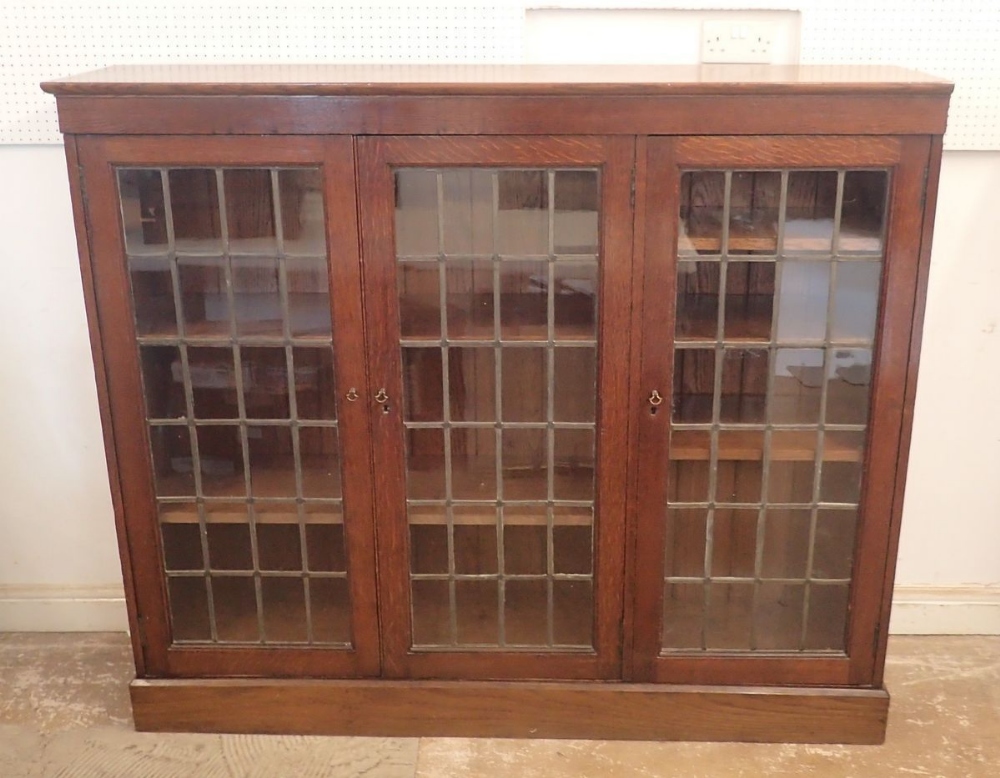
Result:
[680, 225, 881, 255]
[670, 429, 863, 462]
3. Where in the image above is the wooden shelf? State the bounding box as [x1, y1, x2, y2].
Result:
[675, 299, 773, 343]
[159, 504, 342, 525]
[408, 505, 592, 526]
[670, 429, 863, 462]
[159, 503, 593, 527]
[399, 294, 596, 344]
[138, 321, 331, 344]
[406, 462, 595, 503]
[680, 225, 881, 255]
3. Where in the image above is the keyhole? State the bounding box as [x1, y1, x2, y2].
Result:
[650, 404, 658, 416]
[382, 403, 391, 414]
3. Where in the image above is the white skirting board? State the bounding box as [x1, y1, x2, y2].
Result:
[0, 585, 998, 635]
[0, 586, 128, 633]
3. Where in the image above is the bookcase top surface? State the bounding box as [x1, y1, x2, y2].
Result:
[42, 64, 952, 97]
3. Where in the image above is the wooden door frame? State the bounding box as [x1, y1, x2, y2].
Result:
[357, 135, 635, 680]
[629, 134, 933, 686]
[75, 134, 381, 678]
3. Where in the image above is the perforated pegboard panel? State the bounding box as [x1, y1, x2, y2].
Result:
[0, 1, 523, 144]
[2, 1, 998, 148]
[800, 0, 999, 149]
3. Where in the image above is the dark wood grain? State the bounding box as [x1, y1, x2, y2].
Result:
[621, 134, 648, 682]
[321, 137, 382, 678]
[847, 136, 935, 686]
[63, 136, 147, 676]
[872, 136, 942, 687]
[673, 136, 903, 167]
[630, 137, 679, 682]
[53, 68, 949, 741]
[130, 677, 890, 743]
[49, 93, 951, 137]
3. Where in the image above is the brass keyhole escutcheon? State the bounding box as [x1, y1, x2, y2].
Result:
[375, 387, 390, 413]
[648, 389, 663, 414]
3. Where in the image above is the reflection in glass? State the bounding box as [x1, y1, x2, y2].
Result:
[783, 171, 837, 253]
[398, 262, 441, 340]
[149, 425, 194, 497]
[499, 261, 547, 340]
[188, 347, 238, 419]
[841, 171, 888, 253]
[395, 169, 439, 256]
[247, 425, 296, 497]
[294, 347, 337, 421]
[501, 348, 546, 422]
[777, 262, 829, 343]
[223, 169, 277, 255]
[231, 257, 282, 338]
[447, 260, 494, 339]
[554, 170, 599, 254]
[262, 577, 308, 642]
[771, 348, 824, 424]
[554, 262, 597, 340]
[729, 171, 780, 255]
[832, 262, 881, 342]
[212, 576, 258, 642]
[711, 509, 757, 577]
[140, 346, 184, 420]
[178, 258, 230, 339]
[497, 170, 548, 255]
[664, 166, 887, 655]
[725, 262, 774, 340]
[675, 261, 719, 341]
[286, 259, 332, 338]
[118, 169, 167, 254]
[720, 349, 768, 424]
[167, 577, 211, 641]
[554, 348, 596, 423]
[130, 256, 176, 337]
[120, 165, 349, 649]
[678, 171, 725, 255]
[395, 166, 600, 651]
[442, 169, 493, 255]
[280, 168, 327, 256]
[672, 348, 715, 424]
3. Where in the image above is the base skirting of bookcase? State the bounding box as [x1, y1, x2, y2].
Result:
[131, 678, 889, 743]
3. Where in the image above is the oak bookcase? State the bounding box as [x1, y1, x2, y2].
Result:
[42, 64, 951, 742]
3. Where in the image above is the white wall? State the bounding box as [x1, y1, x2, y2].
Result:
[1, 145, 997, 633]
[0, 145, 125, 629]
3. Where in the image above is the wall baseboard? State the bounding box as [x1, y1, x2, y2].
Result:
[0, 585, 128, 632]
[888, 585, 1000, 635]
[1, 584, 998, 635]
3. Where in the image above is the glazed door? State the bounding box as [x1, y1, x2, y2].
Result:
[359, 136, 634, 680]
[78, 136, 380, 677]
[631, 136, 931, 685]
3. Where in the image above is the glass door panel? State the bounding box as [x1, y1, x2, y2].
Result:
[118, 163, 352, 649]
[664, 167, 887, 655]
[395, 167, 599, 652]
[361, 136, 632, 681]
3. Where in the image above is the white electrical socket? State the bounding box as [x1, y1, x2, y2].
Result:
[701, 20, 775, 64]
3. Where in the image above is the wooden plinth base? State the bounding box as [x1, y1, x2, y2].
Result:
[131, 678, 889, 743]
